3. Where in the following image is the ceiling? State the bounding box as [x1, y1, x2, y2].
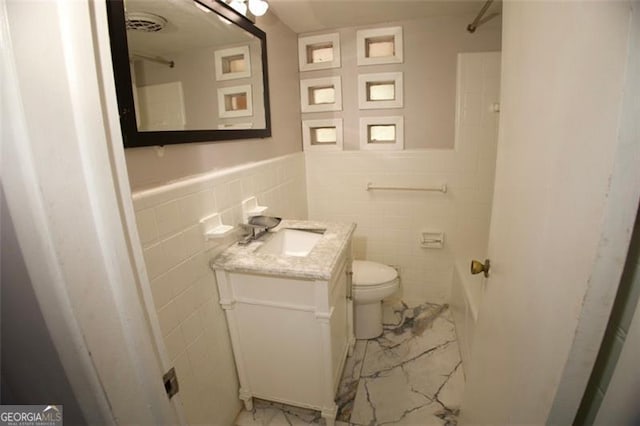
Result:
[268, 0, 502, 34]
[122, 0, 501, 57]
[125, 0, 255, 56]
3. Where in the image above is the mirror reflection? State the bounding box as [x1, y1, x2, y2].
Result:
[124, 0, 266, 132]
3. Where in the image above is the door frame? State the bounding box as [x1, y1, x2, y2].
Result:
[2, 0, 183, 423]
[548, 1, 640, 422]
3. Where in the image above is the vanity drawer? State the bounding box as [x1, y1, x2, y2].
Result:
[226, 272, 316, 309]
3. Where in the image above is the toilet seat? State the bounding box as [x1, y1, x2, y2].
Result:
[352, 260, 398, 287]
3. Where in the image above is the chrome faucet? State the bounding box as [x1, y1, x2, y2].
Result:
[238, 222, 268, 245]
[237, 215, 282, 245]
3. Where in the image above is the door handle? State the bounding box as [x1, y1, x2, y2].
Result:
[470, 259, 490, 277]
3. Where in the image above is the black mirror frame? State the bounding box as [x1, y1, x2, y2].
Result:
[106, 0, 271, 148]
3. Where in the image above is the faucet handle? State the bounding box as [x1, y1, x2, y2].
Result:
[237, 222, 270, 245]
[238, 223, 262, 238]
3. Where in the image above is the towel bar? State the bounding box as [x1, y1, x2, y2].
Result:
[366, 182, 447, 193]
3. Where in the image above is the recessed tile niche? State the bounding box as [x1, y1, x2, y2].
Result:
[358, 72, 403, 109]
[359, 116, 404, 150]
[217, 85, 253, 118]
[214, 46, 251, 80]
[300, 77, 342, 112]
[297, 25, 406, 151]
[357, 27, 403, 65]
[302, 119, 343, 151]
[298, 33, 341, 71]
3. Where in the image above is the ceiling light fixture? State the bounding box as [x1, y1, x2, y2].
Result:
[248, 0, 269, 17]
[225, 0, 269, 18]
[228, 0, 247, 16]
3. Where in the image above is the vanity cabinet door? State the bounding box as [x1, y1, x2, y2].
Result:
[329, 258, 349, 391]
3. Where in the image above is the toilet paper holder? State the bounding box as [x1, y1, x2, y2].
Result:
[420, 231, 444, 249]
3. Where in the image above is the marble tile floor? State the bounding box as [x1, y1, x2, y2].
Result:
[235, 302, 463, 426]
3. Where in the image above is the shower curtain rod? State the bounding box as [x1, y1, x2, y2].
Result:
[467, 0, 497, 33]
[132, 53, 175, 68]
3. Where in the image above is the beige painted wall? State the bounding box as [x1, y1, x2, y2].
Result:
[299, 14, 501, 150]
[125, 12, 301, 190]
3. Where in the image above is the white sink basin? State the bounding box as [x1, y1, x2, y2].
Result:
[258, 229, 324, 257]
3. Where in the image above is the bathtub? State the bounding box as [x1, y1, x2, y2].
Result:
[451, 259, 484, 373]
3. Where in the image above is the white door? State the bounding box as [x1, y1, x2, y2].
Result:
[461, 1, 640, 424]
[137, 81, 187, 130]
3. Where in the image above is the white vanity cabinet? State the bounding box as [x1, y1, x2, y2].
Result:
[212, 221, 355, 426]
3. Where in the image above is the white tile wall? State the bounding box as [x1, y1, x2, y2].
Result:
[305, 53, 500, 306]
[132, 153, 307, 425]
[305, 149, 495, 304]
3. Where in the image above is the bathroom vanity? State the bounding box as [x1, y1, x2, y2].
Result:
[212, 220, 355, 425]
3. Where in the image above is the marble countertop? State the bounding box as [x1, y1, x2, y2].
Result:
[211, 220, 356, 280]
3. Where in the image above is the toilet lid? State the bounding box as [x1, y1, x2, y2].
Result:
[352, 260, 398, 286]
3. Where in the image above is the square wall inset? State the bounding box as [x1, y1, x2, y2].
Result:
[300, 76, 343, 112]
[298, 32, 341, 71]
[297, 14, 501, 150]
[302, 118, 344, 151]
[357, 26, 403, 65]
[358, 72, 403, 109]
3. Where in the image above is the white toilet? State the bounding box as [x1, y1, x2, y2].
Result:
[352, 260, 400, 339]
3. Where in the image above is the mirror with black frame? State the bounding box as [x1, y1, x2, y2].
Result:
[106, 0, 271, 148]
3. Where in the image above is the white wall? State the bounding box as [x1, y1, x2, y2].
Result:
[299, 14, 501, 150]
[306, 51, 500, 304]
[125, 12, 302, 189]
[132, 153, 307, 424]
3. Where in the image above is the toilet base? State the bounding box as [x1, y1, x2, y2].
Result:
[354, 301, 383, 339]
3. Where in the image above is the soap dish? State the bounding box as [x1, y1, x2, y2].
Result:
[200, 213, 234, 240]
[248, 215, 282, 229]
[241, 196, 268, 223]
